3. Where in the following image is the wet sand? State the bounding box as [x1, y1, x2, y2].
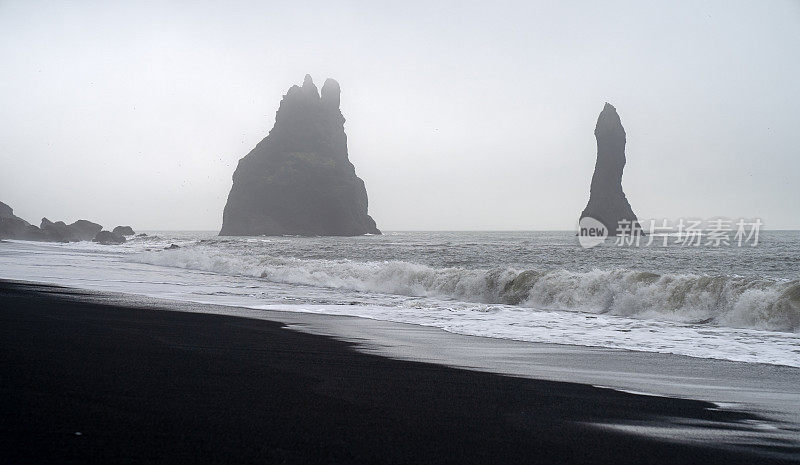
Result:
[0, 280, 796, 464]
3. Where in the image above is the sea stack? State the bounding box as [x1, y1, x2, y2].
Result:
[220, 75, 380, 236]
[580, 103, 641, 235]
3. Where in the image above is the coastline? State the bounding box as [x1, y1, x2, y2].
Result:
[1, 279, 798, 463]
[2, 236, 798, 368]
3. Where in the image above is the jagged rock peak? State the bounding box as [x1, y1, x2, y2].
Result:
[301, 74, 319, 98]
[321, 78, 341, 108]
[220, 75, 379, 236]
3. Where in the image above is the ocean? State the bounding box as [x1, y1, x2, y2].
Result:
[1, 230, 798, 367]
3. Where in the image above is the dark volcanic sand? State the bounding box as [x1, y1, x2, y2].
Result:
[0, 280, 793, 464]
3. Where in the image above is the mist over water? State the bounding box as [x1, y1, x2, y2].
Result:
[2, 1, 799, 230]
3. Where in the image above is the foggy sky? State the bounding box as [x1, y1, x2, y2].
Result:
[1, 0, 798, 231]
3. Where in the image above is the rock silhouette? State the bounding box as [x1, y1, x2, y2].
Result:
[93, 230, 126, 244]
[580, 103, 642, 236]
[41, 218, 105, 242]
[0, 202, 38, 240]
[0, 201, 13, 219]
[0, 201, 121, 244]
[113, 226, 135, 236]
[40, 218, 72, 242]
[68, 220, 103, 241]
[220, 75, 380, 236]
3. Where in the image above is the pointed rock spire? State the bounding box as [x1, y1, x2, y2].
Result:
[595, 103, 625, 141]
[321, 78, 341, 108]
[580, 103, 641, 236]
[301, 74, 319, 98]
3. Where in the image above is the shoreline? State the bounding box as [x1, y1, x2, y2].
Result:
[8, 273, 795, 423]
[1, 237, 798, 369]
[1, 279, 798, 463]
[4, 276, 800, 418]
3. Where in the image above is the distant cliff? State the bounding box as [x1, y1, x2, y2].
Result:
[220, 75, 380, 236]
[580, 103, 642, 236]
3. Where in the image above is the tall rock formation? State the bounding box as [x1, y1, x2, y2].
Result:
[580, 103, 642, 235]
[220, 75, 380, 236]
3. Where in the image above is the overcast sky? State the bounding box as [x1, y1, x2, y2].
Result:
[1, 0, 798, 231]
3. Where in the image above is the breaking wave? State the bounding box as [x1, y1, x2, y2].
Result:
[132, 247, 800, 333]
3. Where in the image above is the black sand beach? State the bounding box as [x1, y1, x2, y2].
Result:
[0, 280, 795, 464]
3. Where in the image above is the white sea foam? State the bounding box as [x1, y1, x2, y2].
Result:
[2, 236, 799, 367]
[132, 246, 800, 333]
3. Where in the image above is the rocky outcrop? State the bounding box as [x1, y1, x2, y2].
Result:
[93, 230, 126, 244]
[0, 201, 13, 219]
[40, 218, 71, 242]
[113, 226, 135, 236]
[40, 218, 104, 242]
[69, 220, 103, 241]
[220, 75, 380, 236]
[580, 103, 642, 236]
[0, 203, 36, 240]
[0, 201, 118, 244]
